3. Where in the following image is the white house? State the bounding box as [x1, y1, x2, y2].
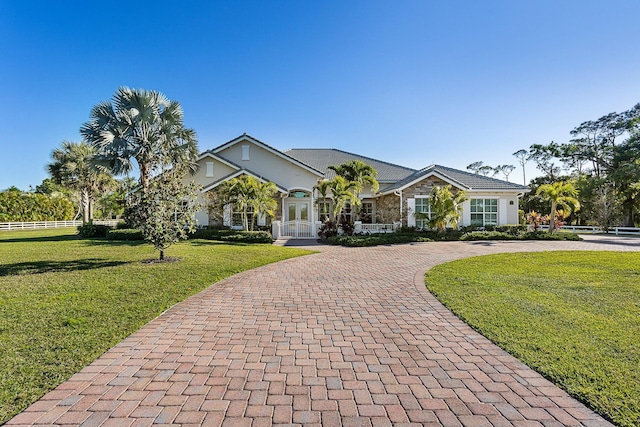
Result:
[188, 134, 530, 237]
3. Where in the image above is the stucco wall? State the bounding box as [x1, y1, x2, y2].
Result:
[216, 139, 320, 191]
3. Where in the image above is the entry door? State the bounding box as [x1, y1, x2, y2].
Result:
[287, 201, 309, 222]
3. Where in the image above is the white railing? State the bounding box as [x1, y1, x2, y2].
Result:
[0, 220, 121, 231]
[280, 221, 315, 238]
[539, 225, 640, 235]
[356, 222, 399, 234]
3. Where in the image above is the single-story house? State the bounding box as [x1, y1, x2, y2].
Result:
[187, 134, 529, 238]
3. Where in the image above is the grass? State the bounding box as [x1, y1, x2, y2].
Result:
[424, 251, 640, 427]
[0, 228, 314, 423]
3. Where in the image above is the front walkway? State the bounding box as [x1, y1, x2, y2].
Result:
[9, 235, 639, 426]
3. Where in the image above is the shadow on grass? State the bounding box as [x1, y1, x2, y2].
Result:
[0, 259, 130, 276]
[188, 239, 250, 247]
[0, 234, 81, 244]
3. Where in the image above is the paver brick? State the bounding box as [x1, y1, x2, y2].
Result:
[7, 237, 629, 427]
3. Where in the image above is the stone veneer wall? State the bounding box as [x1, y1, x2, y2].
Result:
[381, 177, 465, 227]
[375, 194, 401, 224]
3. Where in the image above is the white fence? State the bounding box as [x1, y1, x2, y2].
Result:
[355, 222, 400, 234]
[0, 220, 121, 231]
[540, 225, 640, 235]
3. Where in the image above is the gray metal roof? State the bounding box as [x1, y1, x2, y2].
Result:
[384, 164, 530, 193]
[284, 148, 416, 182]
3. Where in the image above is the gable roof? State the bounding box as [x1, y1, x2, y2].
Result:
[196, 151, 242, 170]
[201, 169, 289, 194]
[381, 164, 530, 194]
[284, 148, 416, 182]
[210, 133, 324, 177]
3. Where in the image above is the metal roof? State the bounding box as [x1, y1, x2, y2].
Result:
[383, 164, 530, 193]
[284, 148, 416, 182]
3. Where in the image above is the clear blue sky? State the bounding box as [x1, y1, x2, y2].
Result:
[2, 0, 640, 191]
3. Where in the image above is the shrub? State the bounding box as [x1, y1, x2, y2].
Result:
[460, 230, 582, 241]
[77, 223, 112, 238]
[327, 233, 432, 247]
[190, 228, 273, 244]
[219, 231, 273, 244]
[106, 229, 144, 241]
[460, 231, 517, 241]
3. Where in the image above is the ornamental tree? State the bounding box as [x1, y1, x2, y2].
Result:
[131, 169, 201, 260]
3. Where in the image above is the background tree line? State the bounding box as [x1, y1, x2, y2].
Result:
[470, 102, 640, 228]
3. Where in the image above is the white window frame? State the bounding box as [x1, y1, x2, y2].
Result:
[318, 201, 331, 222]
[241, 145, 250, 161]
[470, 198, 498, 226]
[205, 161, 214, 177]
[414, 197, 431, 230]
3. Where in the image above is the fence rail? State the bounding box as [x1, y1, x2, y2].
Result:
[539, 225, 640, 235]
[0, 220, 121, 231]
[356, 223, 399, 234]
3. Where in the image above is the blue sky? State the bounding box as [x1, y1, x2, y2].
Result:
[1, 1, 640, 190]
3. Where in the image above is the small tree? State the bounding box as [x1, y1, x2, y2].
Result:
[131, 170, 201, 260]
[536, 181, 581, 233]
[427, 185, 468, 233]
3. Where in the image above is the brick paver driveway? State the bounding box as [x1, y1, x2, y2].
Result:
[8, 235, 639, 426]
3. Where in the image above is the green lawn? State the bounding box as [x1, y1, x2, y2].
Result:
[425, 251, 640, 427]
[0, 228, 313, 423]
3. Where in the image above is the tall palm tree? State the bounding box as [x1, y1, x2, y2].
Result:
[427, 185, 468, 233]
[80, 87, 199, 193]
[47, 141, 112, 224]
[328, 160, 379, 222]
[536, 181, 581, 233]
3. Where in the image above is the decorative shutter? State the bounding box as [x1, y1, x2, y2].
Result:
[407, 198, 416, 227]
[499, 199, 507, 225]
[223, 204, 232, 227]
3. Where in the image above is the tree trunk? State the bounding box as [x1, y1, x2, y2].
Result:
[159, 249, 164, 260]
[549, 201, 557, 233]
[81, 190, 90, 224]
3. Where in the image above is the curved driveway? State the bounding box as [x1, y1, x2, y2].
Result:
[8, 235, 639, 426]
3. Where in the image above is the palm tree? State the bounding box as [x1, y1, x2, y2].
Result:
[80, 87, 199, 193]
[328, 160, 379, 222]
[248, 180, 278, 230]
[327, 176, 359, 222]
[536, 181, 581, 233]
[427, 185, 468, 233]
[47, 141, 112, 224]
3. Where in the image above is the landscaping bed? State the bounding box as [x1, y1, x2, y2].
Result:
[327, 226, 581, 247]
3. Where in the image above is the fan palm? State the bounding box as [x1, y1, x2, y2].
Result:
[80, 87, 198, 192]
[47, 141, 112, 224]
[536, 181, 581, 233]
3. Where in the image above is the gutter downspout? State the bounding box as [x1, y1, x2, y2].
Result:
[394, 190, 403, 225]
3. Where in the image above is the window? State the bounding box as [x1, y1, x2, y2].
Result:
[205, 161, 214, 177]
[318, 201, 331, 222]
[232, 205, 254, 229]
[360, 202, 373, 223]
[415, 197, 431, 229]
[470, 199, 498, 226]
[241, 145, 250, 161]
[341, 202, 352, 223]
